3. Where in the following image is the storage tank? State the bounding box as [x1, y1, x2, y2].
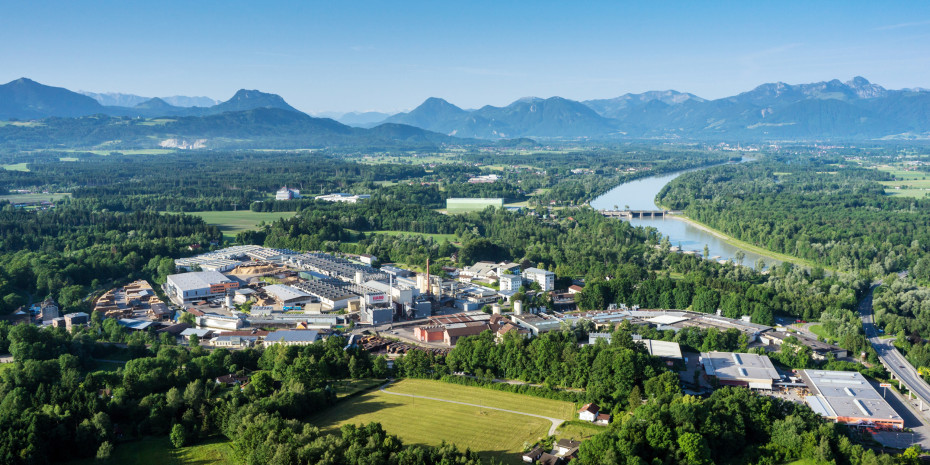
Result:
[491, 303, 501, 315]
[514, 300, 523, 315]
[225, 292, 234, 309]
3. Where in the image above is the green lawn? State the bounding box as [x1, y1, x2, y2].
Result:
[807, 324, 829, 339]
[67, 436, 234, 465]
[1, 163, 30, 171]
[331, 378, 386, 398]
[308, 379, 566, 464]
[385, 379, 576, 420]
[372, 230, 458, 243]
[555, 420, 605, 442]
[0, 192, 71, 203]
[168, 210, 297, 241]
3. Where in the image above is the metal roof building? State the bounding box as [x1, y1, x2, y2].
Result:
[263, 284, 314, 305]
[802, 369, 903, 429]
[700, 351, 781, 390]
[263, 330, 320, 346]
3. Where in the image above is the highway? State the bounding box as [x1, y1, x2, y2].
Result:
[859, 284, 930, 409]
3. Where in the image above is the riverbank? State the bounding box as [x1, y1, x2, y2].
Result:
[668, 213, 822, 271]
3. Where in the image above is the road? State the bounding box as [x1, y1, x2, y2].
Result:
[859, 284, 930, 413]
[379, 381, 566, 436]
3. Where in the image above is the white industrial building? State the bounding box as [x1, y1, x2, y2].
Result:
[802, 369, 904, 429]
[522, 267, 555, 291]
[263, 284, 315, 306]
[499, 273, 523, 291]
[165, 271, 239, 304]
[263, 330, 320, 347]
[276, 186, 301, 200]
[700, 351, 781, 390]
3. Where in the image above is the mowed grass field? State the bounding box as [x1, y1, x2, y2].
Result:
[68, 436, 234, 465]
[169, 210, 297, 241]
[309, 379, 574, 464]
[0, 192, 71, 203]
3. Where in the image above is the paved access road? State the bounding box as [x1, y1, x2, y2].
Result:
[379, 381, 566, 435]
[859, 284, 930, 410]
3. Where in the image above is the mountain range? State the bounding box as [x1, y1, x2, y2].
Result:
[80, 91, 219, 108]
[2, 76, 930, 142]
[380, 77, 930, 140]
[0, 78, 472, 151]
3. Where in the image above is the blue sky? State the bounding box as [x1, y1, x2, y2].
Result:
[2, 1, 929, 114]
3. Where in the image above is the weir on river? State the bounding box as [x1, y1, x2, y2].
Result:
[590, 161, 779, 270]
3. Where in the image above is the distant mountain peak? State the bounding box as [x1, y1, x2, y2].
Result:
[212, 89, 299, 114]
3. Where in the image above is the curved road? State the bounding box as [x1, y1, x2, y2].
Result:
[379, 382, 565, 436]
[860, 284, 930, 411]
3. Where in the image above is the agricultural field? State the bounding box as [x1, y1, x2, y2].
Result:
[170, 210, 296, 241]
[875, 165, 930, 198]
[0, 192, 71, 203]
[68, 436, 234, 465]
[309, 379, 574, 464]
[1, 162, 30, 171]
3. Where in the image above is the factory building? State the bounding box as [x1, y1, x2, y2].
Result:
[522, 267, 555, 291]
[288, 253, 388, 283]
[292, 279, 358, 310]
[700, 351, 781, 390]
[361, 305, 393, 325]
[276, 186, 301, 200]
[445, 197, 504, 213]
[165, 271, 239, 304]
[499, 273, 523, 291]
[803, 370, 904, 430]
[263, 284, 315, 306]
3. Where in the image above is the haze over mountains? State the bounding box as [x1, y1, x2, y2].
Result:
[2, 76, 930, 143]
[80, 91, 220, 108]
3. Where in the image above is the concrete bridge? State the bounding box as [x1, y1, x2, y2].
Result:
[599, 209, 679, 219]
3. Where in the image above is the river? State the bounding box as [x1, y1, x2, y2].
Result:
[590, 164, 780, 270]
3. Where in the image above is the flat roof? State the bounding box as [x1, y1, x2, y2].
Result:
[265, 330, 320, 343]
[264, 284, 312, 302]
[701, 351, 780, 382]
[640, 339, 683, 359]
[803, 369, 902, 425]
[647, 315, 688, 325]
[167, 270, 232, 292]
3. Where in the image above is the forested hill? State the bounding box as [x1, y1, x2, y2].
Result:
[0, 108, 469, 150]
[657, 159, 930, 277]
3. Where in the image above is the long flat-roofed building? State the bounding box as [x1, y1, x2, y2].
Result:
[166, 271, 238, 304]
[263, 284, 314, 306]
[700, 351, 780, 390]
[802, 369, 904, 430]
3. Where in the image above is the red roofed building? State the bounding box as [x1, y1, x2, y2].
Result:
[578, 403, 599, 422]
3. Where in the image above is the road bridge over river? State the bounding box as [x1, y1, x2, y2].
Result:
[599, 209, 680, 219]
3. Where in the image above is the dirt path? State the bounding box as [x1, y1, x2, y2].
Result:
[379, 381, 566, 436]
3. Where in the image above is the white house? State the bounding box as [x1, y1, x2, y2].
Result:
[578, 403, 599, 422]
